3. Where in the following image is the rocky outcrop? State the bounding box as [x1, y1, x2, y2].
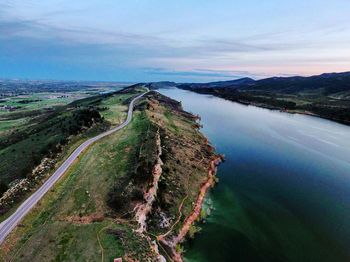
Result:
[0, 157, 56, 214]
[134, 129, 163, 233]
[133, 129, 167, 262]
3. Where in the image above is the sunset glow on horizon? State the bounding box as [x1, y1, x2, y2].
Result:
[1, 0, 350, 82]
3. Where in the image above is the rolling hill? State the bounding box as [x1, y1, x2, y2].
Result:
[177, 71, 350, 125]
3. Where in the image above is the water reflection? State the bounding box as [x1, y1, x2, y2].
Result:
[159, 88, 350, 262]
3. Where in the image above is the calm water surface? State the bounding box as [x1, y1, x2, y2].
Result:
[159, 88, 350, 262]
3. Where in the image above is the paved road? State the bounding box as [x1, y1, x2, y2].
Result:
[0, 91, 148, 244]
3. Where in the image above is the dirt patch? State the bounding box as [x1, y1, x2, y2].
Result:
[134, 129, 163, 233]
[58, 213, 104, 224]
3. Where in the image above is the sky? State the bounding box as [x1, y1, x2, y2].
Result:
[1, 0, 350, 82]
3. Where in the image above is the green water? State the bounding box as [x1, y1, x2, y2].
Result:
[159, 88, 350, 262]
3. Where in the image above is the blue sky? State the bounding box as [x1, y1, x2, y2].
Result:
[1, 0, 350, 82]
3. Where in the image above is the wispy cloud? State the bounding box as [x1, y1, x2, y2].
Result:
[1, 1, 350, 81]
[144, 68, 245, 78]
[142, 68, 270, 81]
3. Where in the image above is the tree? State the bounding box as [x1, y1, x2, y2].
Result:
[0, 181, 8, 197]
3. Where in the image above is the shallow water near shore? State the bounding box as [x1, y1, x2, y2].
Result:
[158, 88, 350, 262]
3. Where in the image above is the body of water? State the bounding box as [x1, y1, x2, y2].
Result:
[159, 88, 350, 262]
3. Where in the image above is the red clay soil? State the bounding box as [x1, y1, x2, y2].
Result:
[159, 155, 223, 262]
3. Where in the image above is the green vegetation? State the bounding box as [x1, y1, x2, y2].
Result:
[0, 94, 73, 115]
[107, 112, 158, 213]
[99, 93, 134, 124]
[0, 89, 217, 261]
[176, 243, 185, 255]
[0, 110, 153, 261]
[0, 108, 105, 182]
[0, 87, 143, 220]
[188, 224, 202, 239]
[0, 118, 29, 134]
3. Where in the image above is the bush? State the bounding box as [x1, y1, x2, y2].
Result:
[0, 181, 8, 197]
[107, 190, 126, 210]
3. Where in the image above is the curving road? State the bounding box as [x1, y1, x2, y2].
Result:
[0, 91, 148, 244]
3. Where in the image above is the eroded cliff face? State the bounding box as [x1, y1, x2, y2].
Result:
[158, 156, 223, 262]
[107, 91, 220, 261]
[134, 128, 163, 234]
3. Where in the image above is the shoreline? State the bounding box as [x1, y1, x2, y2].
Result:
[222, 97, 350, 126]
[159, 154, 223, 262]
[176, 87, 350, 127]
[239, 101, 350, 126]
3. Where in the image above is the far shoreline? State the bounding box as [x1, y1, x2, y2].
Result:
[173, 87, 350, 127]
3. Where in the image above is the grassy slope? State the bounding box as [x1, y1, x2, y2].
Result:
[0, 112, 150, 261]
[0, 90, 140, 221]
[0, 90, 216, 261]
[99, 94, 133, 125]
[0, 118, 29, 135]
[0, 91, 135, 185]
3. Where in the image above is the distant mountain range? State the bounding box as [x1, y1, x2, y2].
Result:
[178, 71, 350, 96]
[157, 71, 350, 125]
[179, 77, 255, 89]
